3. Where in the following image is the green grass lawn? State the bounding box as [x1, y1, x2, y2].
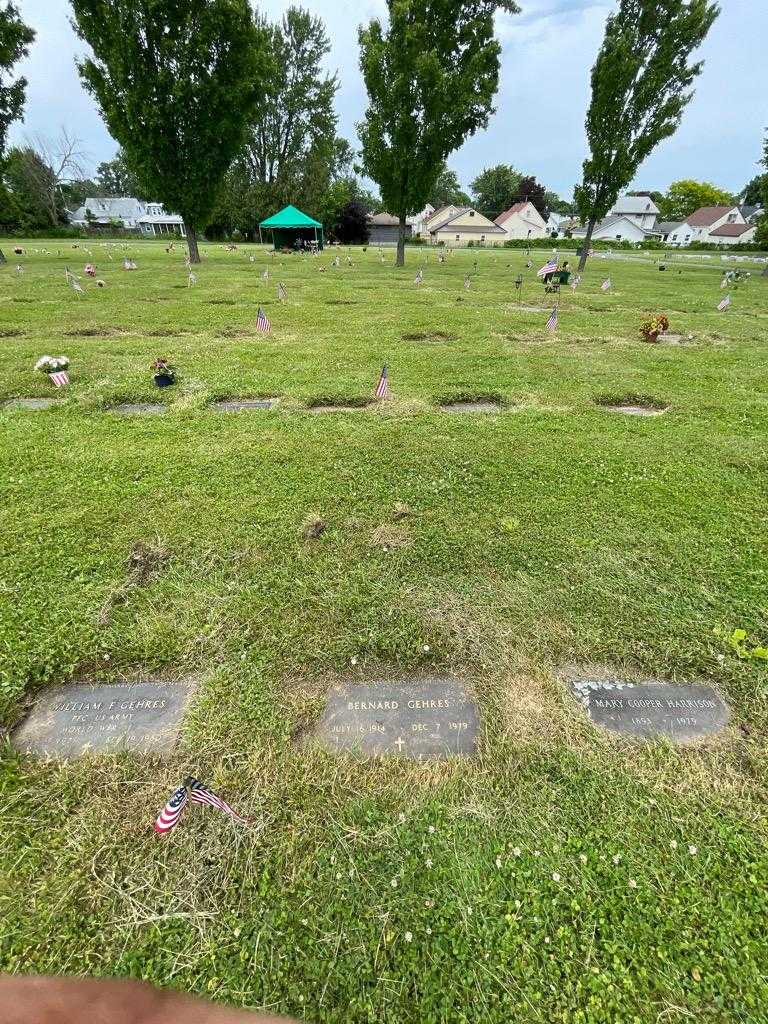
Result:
[1, 239, 767, 1022]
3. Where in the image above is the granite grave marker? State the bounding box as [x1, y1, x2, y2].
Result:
[571, 678, 729, 742]
[13, 679, 197, 758]
[309, 678, 479, 759]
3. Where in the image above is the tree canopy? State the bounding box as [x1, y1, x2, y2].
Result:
[426, 163, 471, 209]
[358, 0, 519, 265]
[658, 179, 735, 221]
[0, 2, 34, 161]
[70, 0, 270, 261]
[575, 0, 719, 269]
[470, 164, 522, 220]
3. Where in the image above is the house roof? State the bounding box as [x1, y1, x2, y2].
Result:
[495, 202, 529, 225]
[709, 222, 754, 237]
[573, 214, 661, 237]
[260, 204, 322, 229]
[610, 194, 660, 215]
[425, 205, 471, 232]
[435, 209, 505, 233]
[685, 206, 738, 226]
[369, 212, 400, 226]
[656, 221, 683, 234]
[138, 213, 184, 224]
[739, 205, 762, 221]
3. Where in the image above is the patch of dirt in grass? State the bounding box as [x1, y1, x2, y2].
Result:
[307, 396, 372, 412]
[371, 523, 412, 550]
[206, 298, 237, 306]
[0, 329, 24, 337]
[11, 297, 33, 303]
[96, 537, 170, 627]
[594, 393, 669, 417]
[402, 330, 458, 341]
[216, 327, 254, 338]
[301, 515, 328, 540]
[145, 327, 187, 337]
[439, 393, 505, 414]
[326, 299, 357, 306]
[64, 326, 129, 337]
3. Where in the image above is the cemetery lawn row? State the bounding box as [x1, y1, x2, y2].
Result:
[1, 241, 767, 1022]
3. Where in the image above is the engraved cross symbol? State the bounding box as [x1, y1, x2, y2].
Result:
[394, 736, 405, 752]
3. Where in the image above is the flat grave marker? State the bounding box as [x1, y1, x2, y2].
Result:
[211, 398, 279, 412]
[570, 677, 729, 742]
[308, 678, 479, 759]
[110, 403, 167, 416]
[12, 679, 197, 758]
[3, 397, 65, 411]
[441, 400, 502, 414]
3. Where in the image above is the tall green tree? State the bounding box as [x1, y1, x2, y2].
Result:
[426, 163, 471, 209]
[358, 0, 519, 266]
[471, 163, 522, 220]
[740, 174, 766, 208]
[574, 0, 719, 271]
[0, 2, 34, 162]
[95, 150, 148, 199]
[70, 0, 269, 262]
[657, 179, 735, 221]
[243, 7, 339, 196]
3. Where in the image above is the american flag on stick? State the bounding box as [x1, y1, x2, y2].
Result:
[601, 277, 612, 291]
[255, 306, 271, 333]
[537, 259, 557, 278]
[374, 363, 389, 399]
[153, 784, 189, 834]
[277, 281, 287, 302]
[464, 275, 471, 290]
[570, 274, 581, 291]
[49, 370, 70, 387]
[188, 777, 250, 824]
[717, 294, 731, 311]
[414, 268, 423, 285]
[546, 306, 558, 332]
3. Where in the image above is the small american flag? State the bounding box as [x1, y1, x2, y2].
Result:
[188, 271, 197, 287]
[278, 282, 287, 301]
[570, 274, 581, 290]
[374, 363, 389, 399]
[717, 294, 731, 311]
[262, 268, 269, 280]
[546, 306, 558, 332]
[49, 370, 70, 387]
[188, 777, 249, 824]
[414, 269, 423, 285]
[153, 784, 189, 834]
[537, 259, 557, 278]
[601, 278, 612, 291]
[256, 306, 271, 333]
[464, 275, 471, 290]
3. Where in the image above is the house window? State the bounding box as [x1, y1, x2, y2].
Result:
[616, 234, 622, 240]
[469, 211, 475, 217]
[455, 234, 460, 241]
[727, 213, 736, 223]
[480, 234, 485, 242]
[685, 235, 691, 242]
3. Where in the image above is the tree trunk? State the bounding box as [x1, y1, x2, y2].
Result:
[396, 215, 407, 267]
[577, 218, 596, 272]
[185, 223, 201, 264]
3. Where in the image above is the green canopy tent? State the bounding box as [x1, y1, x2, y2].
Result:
[259, 205, 324, 251]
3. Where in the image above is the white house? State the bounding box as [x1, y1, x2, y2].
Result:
[407, 203, 435, 237]
[427, 207, 506, 246]
[68, 197, 186, 236]
[423, 204, 471, 234]
[572, 215, 661, 243]
[668, 205, 746, 246]
[608, 194, 660, 230]
[494, 201, 548, 240]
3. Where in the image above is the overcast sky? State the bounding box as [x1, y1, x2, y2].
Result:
[10, 0, 768, 200]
